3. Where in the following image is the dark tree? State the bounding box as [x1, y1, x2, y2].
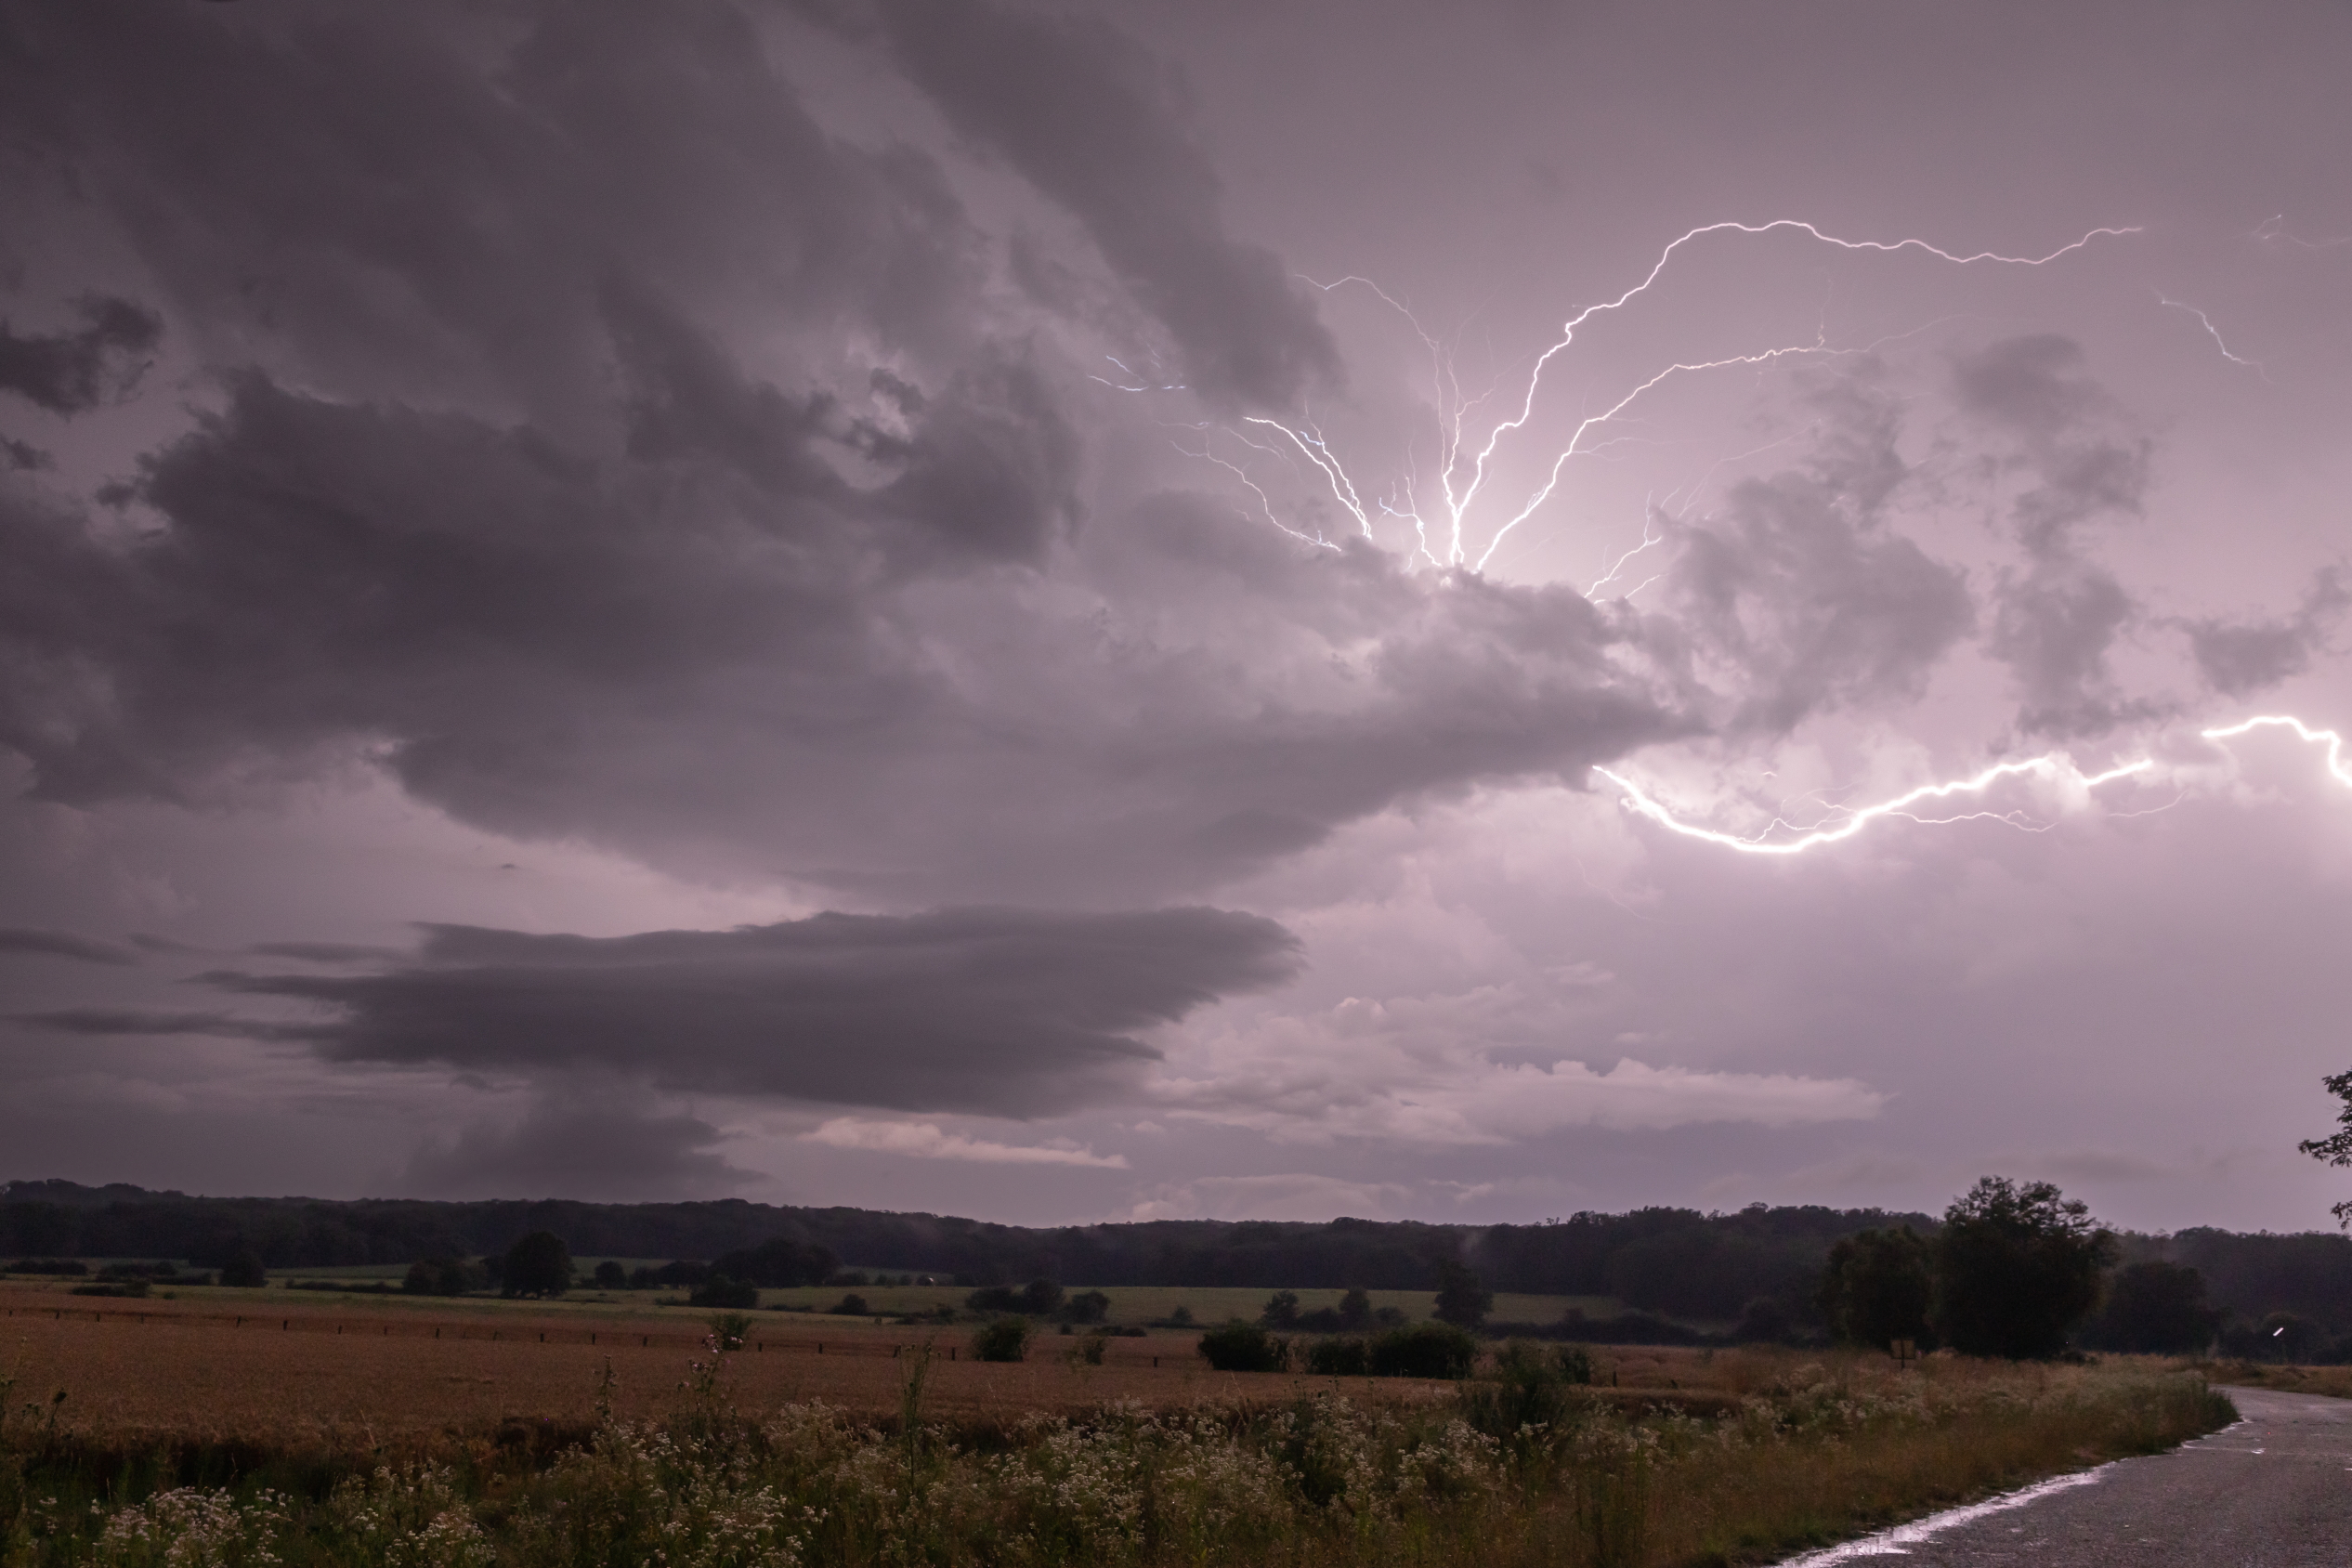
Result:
[1367, 1321, 1478, 1379]
[972, 1315, 1034, 1363]
[1931, 1178, 2116, 1359]
[1018, 1278, 1065, 1317]
[1817, 1226, 1933, 1350]
[710, 1237, 837, 1288]
[689, 1274, 758, 1310]
[217, 1247, 268, 1289]
[2081, 1261, 2222, 1353]
[1432, 1260, 1492, 1328]
[1337, 1287, 1372, 1330]
[592, 1261, 626, 1289]
[1060, 1289, 1111, 1325]
[2300, 1068, 2352, 1229]
[1259, 1290, 1301, 1328]
[1196, 1319, 1286, 1372]
[501, 1231, 573, 1300]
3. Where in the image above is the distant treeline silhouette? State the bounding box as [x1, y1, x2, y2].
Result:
[5, 1178, 2347, 1351]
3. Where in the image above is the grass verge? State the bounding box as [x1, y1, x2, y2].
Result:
[0, 1346, 2234, 1567]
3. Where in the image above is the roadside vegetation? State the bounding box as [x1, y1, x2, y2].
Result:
[0, 1333, 2231, 1568]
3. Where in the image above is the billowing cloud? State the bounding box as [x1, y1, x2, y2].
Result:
[805, 1117, 1128, 1167]
[871, 0, 1339, 409]
[2185, 569, 2347, 697]
[194, 907, 1302, 1118]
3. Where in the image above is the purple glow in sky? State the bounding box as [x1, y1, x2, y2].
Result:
[3, 0, 2349, 1231]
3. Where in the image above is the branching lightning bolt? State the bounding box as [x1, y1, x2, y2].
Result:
[1594, 756, 2155, 856]
[1172, 220, 2136, 571]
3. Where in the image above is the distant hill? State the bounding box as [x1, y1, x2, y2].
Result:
[6, 1179, 2346, 1340]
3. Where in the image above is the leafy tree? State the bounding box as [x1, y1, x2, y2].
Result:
[403, 1255, 477, 1296]
[1337, 1287, 1373, 1330]
[1306, 1337, 1369, 1376]
[500, 1231, 572, 1300]
[218, 1247, 268, 1289]
[1197, 1319, 1286, 1372]
[689, 1274, 758, 1309]
[592, 1261, 626, 1289]
[2081, 1261, 2222, 1353]
[1931, 1178, 2116, 1359]
[1432, 1260, 1492, 1329]
[1259, 1290, 1301, 1328]
[830, 1293, 870, 1316]
[1817, 1226, 1933, 1350]
[2300, 1068, 2352, 1229]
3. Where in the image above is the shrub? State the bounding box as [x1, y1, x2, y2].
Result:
[690, 1274, 760, 1310]
[1459, 1340, 1592, 1442]
[1305, 1337, 1369, 1376]
[709, 1313, 753, 1351]
[217, 1248, 267, 1289]
[1197, 1319, 1287, 1372]
[830, 1293, 869, 1316]
[1059, 1289, 1112, 1324]
[1367, 1321, 1478, 1379]
[501, 1232, 572, 1300]
[632, 1260, 711, 1289]
[972, 1315, 1034, 1363]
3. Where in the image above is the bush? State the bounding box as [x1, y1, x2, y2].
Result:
[972, 1315, 1034, 1363]
[830, 1293, 869, 1316]
[592, 1261, 627, 1289]
[690, 1274, 760, 1310]
[217, 1248, 268, 1289]
[1197, 1319, 1287, 1372]
[1368, 1321, 1478, 1379]
[1305, 1337, 1369, 1376]
[709, 1313, 753, 1351]
[965, 1279, 1065, 1317]
[632, 1261, 711, 1289]
[501, 1231, 572, 1300]
[1059, 1289, 1112, 1325]
[1460, 1340, 1583, 1441]
[402, 1256, 475, 1296]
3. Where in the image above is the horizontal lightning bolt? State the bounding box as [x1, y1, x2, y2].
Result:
[2202, 714, 2352, 788]
[1595, 756, 2154, 856]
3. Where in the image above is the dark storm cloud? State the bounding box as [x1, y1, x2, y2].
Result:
[192, 907, 1302, 1118]
[1663, 372, 1974, 731]
[0, 296, 163, 416]
[403, 1091, 750, 1201]
[0, 1, 1689, 902]
[1990, 565, 2159, 738]
[0, 928, 138, 965]
[2184, 569, 2347, 698]
[872, 0, 1340, 409]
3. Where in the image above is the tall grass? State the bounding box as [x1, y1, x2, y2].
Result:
[0, 1347, 2233, 1567]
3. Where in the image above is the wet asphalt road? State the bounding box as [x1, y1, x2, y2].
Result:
[1780, 1385, 2352, 1566]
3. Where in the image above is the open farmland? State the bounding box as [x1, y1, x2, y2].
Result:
[0, 1280, 1472, 1438]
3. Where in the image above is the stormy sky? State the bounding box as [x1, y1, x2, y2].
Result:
[3, 0, 2349, 1232]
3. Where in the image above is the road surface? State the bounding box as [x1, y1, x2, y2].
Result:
[1780, 1384, 2352, 1566]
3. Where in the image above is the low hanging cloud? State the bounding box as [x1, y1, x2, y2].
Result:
[804, 1117, 1128, 1167]
[1156, 989, 1886, 1147]
[182, 907, 1303, 1119]
[0, 927, 139, 966]
[403, 1091, 753, 1202]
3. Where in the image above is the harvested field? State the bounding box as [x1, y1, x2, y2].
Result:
[0, 1283, 1461, 1441]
